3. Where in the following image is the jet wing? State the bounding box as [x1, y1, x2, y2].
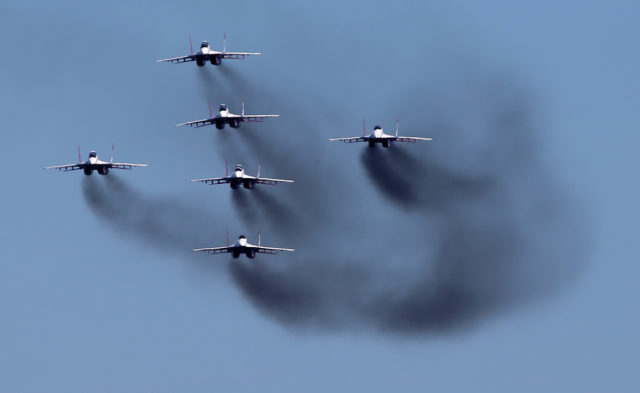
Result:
[241, 114, 280, 122]
[177, 118, 215, 128]
[155, 55, 196, 64]
[255, 177, 294, 185]
[44, 163, 83, 172]
[255, 245, 295, 255]
[328, 137, 367, 143]
[109, 163, 148, 170]
[395, 136, 433, 143]
[191, 177, 230, 185]
[221, 51, 262, 59]
[192, 246, 231, 255]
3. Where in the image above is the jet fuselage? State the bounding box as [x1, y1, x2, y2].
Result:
[82, 152, 110, 175]
[229, 166, 255, 189]
[195, 42, 222, 67]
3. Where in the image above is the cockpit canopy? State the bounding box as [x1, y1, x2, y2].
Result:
[235, 164, 243, 170]
[200, 41, 209, 48]
[239, 235, 247, 239]
[374, 125, 382, 130]
[88, 151, 97, 158]
[219, 104, 227, 111]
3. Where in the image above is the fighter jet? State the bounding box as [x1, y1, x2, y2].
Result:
[177, 101, 279, 130]
[155, 36, 260, 67]
[329, 119, 432, 147]
[192, 162, 293, 189]
[45, 146, 148, 175]
[194, 233, 294, 259]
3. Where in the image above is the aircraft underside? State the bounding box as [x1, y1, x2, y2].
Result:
[83, 166, 110, 176]
[230, 180, 255, 190]
[232, 248, 256, 259]
[369, 139, 391, 148]
[196, 54, 222, 67]
[215, 119, 241, 129]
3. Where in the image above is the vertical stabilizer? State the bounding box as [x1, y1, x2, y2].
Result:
[77, 145, 82, 163]
[395, 117, 399, 138]
[242, 98, 245, 117]
[110, 144, 114, 163]
[189, 36, 194, 55]
[257, 161, 261, 178]
[225, 159, 228, 177]
[258, 232, 262, 246]
[223, 33, 227, 53]
[363, 117, 366, 137]
[226, 229, 230, 246]
[208, 100, 213, 118]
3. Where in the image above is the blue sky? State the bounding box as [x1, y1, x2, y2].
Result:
[1, 0, 639, 392]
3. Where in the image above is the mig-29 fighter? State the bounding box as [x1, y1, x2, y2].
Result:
[156, 36, 260, 67]
[45, 146, 148, 175]
[177, 101, 279, 130]
[329, 119, 432, 147]
[194, 233, 294, 259]
[192, 162, 293, 190]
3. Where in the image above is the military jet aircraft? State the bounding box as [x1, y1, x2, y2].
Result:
[192, 162, 293, 189]
[194, 233, 294, 259]
[177, 101, 279, 129]
[156, 36, 260, 67]
[45, 146, 148, 175]
[329, 119, 432, 147]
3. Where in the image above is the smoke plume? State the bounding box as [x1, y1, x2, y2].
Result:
[220, 69, 588, 335]
[83, 62, 588, 336]
[82, 175, 223, 258]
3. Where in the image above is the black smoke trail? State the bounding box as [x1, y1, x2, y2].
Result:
[82, 175, 223, 256]
[84, 61, 589, 336]
[221, 71, 589, 335]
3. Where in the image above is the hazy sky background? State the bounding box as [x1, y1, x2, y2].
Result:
[1, 0, 639, 392]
